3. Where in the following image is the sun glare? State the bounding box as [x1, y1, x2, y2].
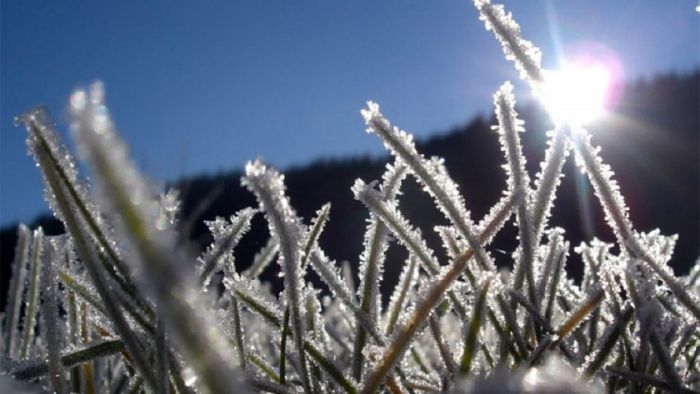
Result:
[540, 63, 611, 126]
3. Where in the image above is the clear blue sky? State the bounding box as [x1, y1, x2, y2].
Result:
[1, 0, 698, 226]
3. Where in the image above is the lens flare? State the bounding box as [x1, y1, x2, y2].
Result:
[540, 63, 611, 126]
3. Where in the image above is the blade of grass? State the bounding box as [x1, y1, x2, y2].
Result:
[606, 367, 699, 394]
[556, 288, 605, 341]
[279, 308, 290, 386]
[385, 256, 419, 336]
[233, 285, 359, 393]
[42, 238, 68, 394]
[3, 225, 31, 358]
[459, 277, 492, 374]
[249, 353, 280, 384]
[361, 103, 495, 273]
[361, 247, 477, 393]
[155, 311, 169, 394]
[243, 238, 279, 279]
[648, 329, 684, 392]
[304, 341, 358, 394]
[582, 305, 633, 377]
[19, 228, 44, 360]
[493, 83, 537, 306]
[71, 84, 249, 394]
[32, 144, 158, 389]
[495, 294, 529, 359]
[428, 315, 457, 374]
[20, 111, 139, 304]
[80, 303, 96, 394]
[353, 161, 408, 379]
[242, 160, 310, 393]
[9, 338, 125, 380]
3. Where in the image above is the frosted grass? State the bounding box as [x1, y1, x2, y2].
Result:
[2, 1, 697, 393]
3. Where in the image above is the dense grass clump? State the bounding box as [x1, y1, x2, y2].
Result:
[2, 1, 698, 393]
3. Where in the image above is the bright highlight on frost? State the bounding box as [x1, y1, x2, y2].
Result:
[540, 63, 611, 126]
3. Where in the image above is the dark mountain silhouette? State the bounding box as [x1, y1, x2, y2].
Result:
[2, 71, 698, 305]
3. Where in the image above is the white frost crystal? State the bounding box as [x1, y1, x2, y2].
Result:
[474, 0, 544, 85]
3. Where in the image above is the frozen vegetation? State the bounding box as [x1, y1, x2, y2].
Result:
[2, 1, 699, 393]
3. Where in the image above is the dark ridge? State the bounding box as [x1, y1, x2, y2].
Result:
[2, 71, 698, 305]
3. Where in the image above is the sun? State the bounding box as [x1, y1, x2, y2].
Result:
[539, 63, 611, 127]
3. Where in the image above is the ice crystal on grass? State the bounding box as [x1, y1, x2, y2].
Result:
[384, 256, 420, 336]
[571, 131, 635, 248]
[308, 249, 361, 316]
[474, 0, 543, 85]
[493, 82, 538, 303]
[362, 102, 496, 273]
[3, 1, 698, 393]
[19, 228, 44, 361]
[157, 188, 181, 231]
[353, 178, 442, 277]
[244, 237, 279, 279]
[17, 108, 104, 230]
[355, 159, 408, 322]
[198, 207, 257, 287]
[41, 236, 68, 394]
[493, 82, 530, 199]
[530, 128, 570, 241]
[2, 224, 31, 358]
[242, 159, 312, 393]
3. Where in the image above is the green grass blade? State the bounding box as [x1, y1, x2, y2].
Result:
[279, 308, 290, 386]
[9, 338, 125, 380]
[460, 277, 492, 374]
[19, 228, 44, 360]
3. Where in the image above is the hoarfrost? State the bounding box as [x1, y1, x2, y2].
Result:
[473, 0, 544, 85]
[198, 207, 257, 286]
[361, 102, 495, 273]
[353, 178, 441, 276]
